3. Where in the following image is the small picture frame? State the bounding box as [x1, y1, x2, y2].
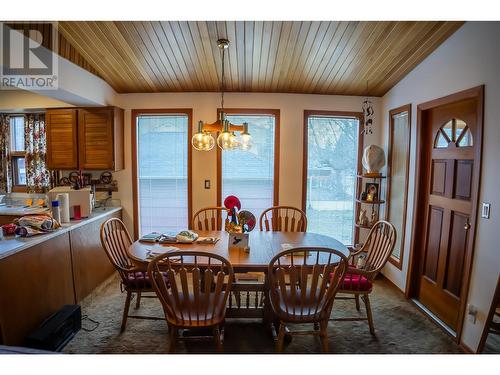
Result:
[228, 233, 249, 252]
[364, 182, 379, 202]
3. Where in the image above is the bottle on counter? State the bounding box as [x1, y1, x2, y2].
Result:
[51, 200, 61, 223]
[56, 193, 70, 223]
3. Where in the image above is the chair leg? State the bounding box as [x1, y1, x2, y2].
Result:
[135, 291, 141, 309]
[276, 322, 286, 353]
[168, 327, 178, 353]
[319, 320, 329, 353]
[213, 325, 223, 353]
[354, 294, 361, 311]
[120, 291, 132, 333]
[362, 293, 375, 335]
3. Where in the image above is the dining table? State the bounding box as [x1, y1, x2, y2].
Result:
[128, 229, 350, 340]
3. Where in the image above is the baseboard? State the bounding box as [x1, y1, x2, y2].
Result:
[378, 274, 405, 295]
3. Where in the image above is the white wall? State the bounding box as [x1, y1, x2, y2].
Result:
[113, 92, 381, 236]
[380, 21, 500, 352]
[0, 90, 72, 110]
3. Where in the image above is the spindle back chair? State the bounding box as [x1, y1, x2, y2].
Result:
[267, 247, 349, 352]
[100, 218, 164, 332]
[192, 206, 230, 231]
[334, 220, 396, 335]
[147, 251, 234, 352]
[259, 206, 307, 232]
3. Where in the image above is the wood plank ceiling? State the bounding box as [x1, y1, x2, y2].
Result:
[57, 21, 463, 96]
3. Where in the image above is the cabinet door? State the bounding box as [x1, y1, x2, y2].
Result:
[78, 109, 114, 170]
[45, 109, 78, 169]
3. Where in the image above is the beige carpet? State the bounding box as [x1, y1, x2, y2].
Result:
[63, 275, 462, 354]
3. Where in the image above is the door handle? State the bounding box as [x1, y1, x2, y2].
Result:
[464, 221, 471, 230]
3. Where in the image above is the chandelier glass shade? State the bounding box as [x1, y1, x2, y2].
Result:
[191, 38, 252, 151]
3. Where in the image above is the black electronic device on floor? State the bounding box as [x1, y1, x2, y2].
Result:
[25, 304, 81, 352]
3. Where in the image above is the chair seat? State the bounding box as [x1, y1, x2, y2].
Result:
[123, 271, 168, 290]
[338, 271, 373, 292]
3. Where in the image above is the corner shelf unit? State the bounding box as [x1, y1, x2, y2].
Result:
[355, 174, 386, 231]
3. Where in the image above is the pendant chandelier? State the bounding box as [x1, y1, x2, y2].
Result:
[191, 39, 252, 151]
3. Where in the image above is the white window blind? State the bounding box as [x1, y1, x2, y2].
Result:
[222, 114, 276, 221]
[305, 115, 360, 244]
[137, 114, 189, 235]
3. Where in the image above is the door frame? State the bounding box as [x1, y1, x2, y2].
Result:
[406, 85, 484, 342]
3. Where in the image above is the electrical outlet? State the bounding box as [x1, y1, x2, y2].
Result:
[481, 202, 491, 219]
[204, 180, 211, 189]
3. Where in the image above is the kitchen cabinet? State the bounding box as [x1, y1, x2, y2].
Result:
[45, 109, 78, 170]
[46, 107, 124, 171]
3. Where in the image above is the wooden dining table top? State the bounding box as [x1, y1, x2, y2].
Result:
[128, 230, 349, 272]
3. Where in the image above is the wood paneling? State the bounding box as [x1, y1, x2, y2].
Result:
[45, 109, 78, 170]
[0, 233, 75, 346]
[54, 21, 463, 96]
[70, 210, 121, 302]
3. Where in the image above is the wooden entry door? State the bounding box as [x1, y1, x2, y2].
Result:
[413, 87, 483, 334]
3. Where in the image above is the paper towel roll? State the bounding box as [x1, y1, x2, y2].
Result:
[57, 193, 70, 223]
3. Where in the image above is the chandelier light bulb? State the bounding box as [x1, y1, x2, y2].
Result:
[202, 132, 215, 151]
[238, 122, 252, 150]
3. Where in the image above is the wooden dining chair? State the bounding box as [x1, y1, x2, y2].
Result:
[333, 220, 396, 335]
[147, 251, 234, 353]
[267, 247, 349, 353]
[100, 218, 164, 332]
[259, 206, 307, 232]
[192, 206, 230, 231]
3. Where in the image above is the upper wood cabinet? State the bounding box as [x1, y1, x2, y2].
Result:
[46, 109, 79, 170]
[46, 107, 124, 171]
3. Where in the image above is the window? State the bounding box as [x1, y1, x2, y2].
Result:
[218, 110, 279, 221]
[303, 111, 362, 245]
[387, 105, 411, 269]
[9, 116, 26, 191]
[133, 110, 192, 237]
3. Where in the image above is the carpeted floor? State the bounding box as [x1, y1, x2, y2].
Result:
[63, 275, 462, 354]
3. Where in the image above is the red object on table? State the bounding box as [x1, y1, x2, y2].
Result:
[2, 223, 17, 235]
[73, 205, 81, 220]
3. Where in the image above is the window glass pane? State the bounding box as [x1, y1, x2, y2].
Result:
[388, 111, 410, 260]
[10, 116, 25, 151]
[137, 115, 188, 235]
[442, 120, 453, 141]
[222, 114, 275, 220]
[435, 132, 449, 148]
[14, 157, 27, 185]
[458, 128, 473, 147]
[305, 116, 359, 244]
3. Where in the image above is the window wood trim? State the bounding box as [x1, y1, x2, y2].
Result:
[216, 108, 280, 208]
[131, 108, 193, 240]
[302, 110, 364, 245]
[386, 104, 411, 270]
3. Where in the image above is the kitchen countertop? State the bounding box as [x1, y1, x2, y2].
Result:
[0, 205, 51, 216]
[0, 206, 122, 260]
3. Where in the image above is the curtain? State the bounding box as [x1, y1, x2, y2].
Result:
[0, 114, 12, 193]
[25, 113, 51, 193]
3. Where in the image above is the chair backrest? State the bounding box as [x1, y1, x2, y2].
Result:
[100, 218, 134, 281]
[259, 206, 307, 232]
[147, 251, 234, 327]
[267, 247, 348, 321]
[360, 220, 397, 276]
[192, 206, 230, 231]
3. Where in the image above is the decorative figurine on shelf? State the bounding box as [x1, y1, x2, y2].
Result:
[364, 182, 379, 202]
[358, 209, 369, 227]
[369, 210, 378, 227]
[362, 144, 385, 177]
[223, 195, 256, 252]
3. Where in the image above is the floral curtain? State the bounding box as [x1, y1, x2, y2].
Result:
[25, 114, 51, 193]
[0, 114, 12, 193]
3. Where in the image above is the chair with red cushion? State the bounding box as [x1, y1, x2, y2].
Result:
[100, 218, 164, 332]
[333, 220, 396, 335]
